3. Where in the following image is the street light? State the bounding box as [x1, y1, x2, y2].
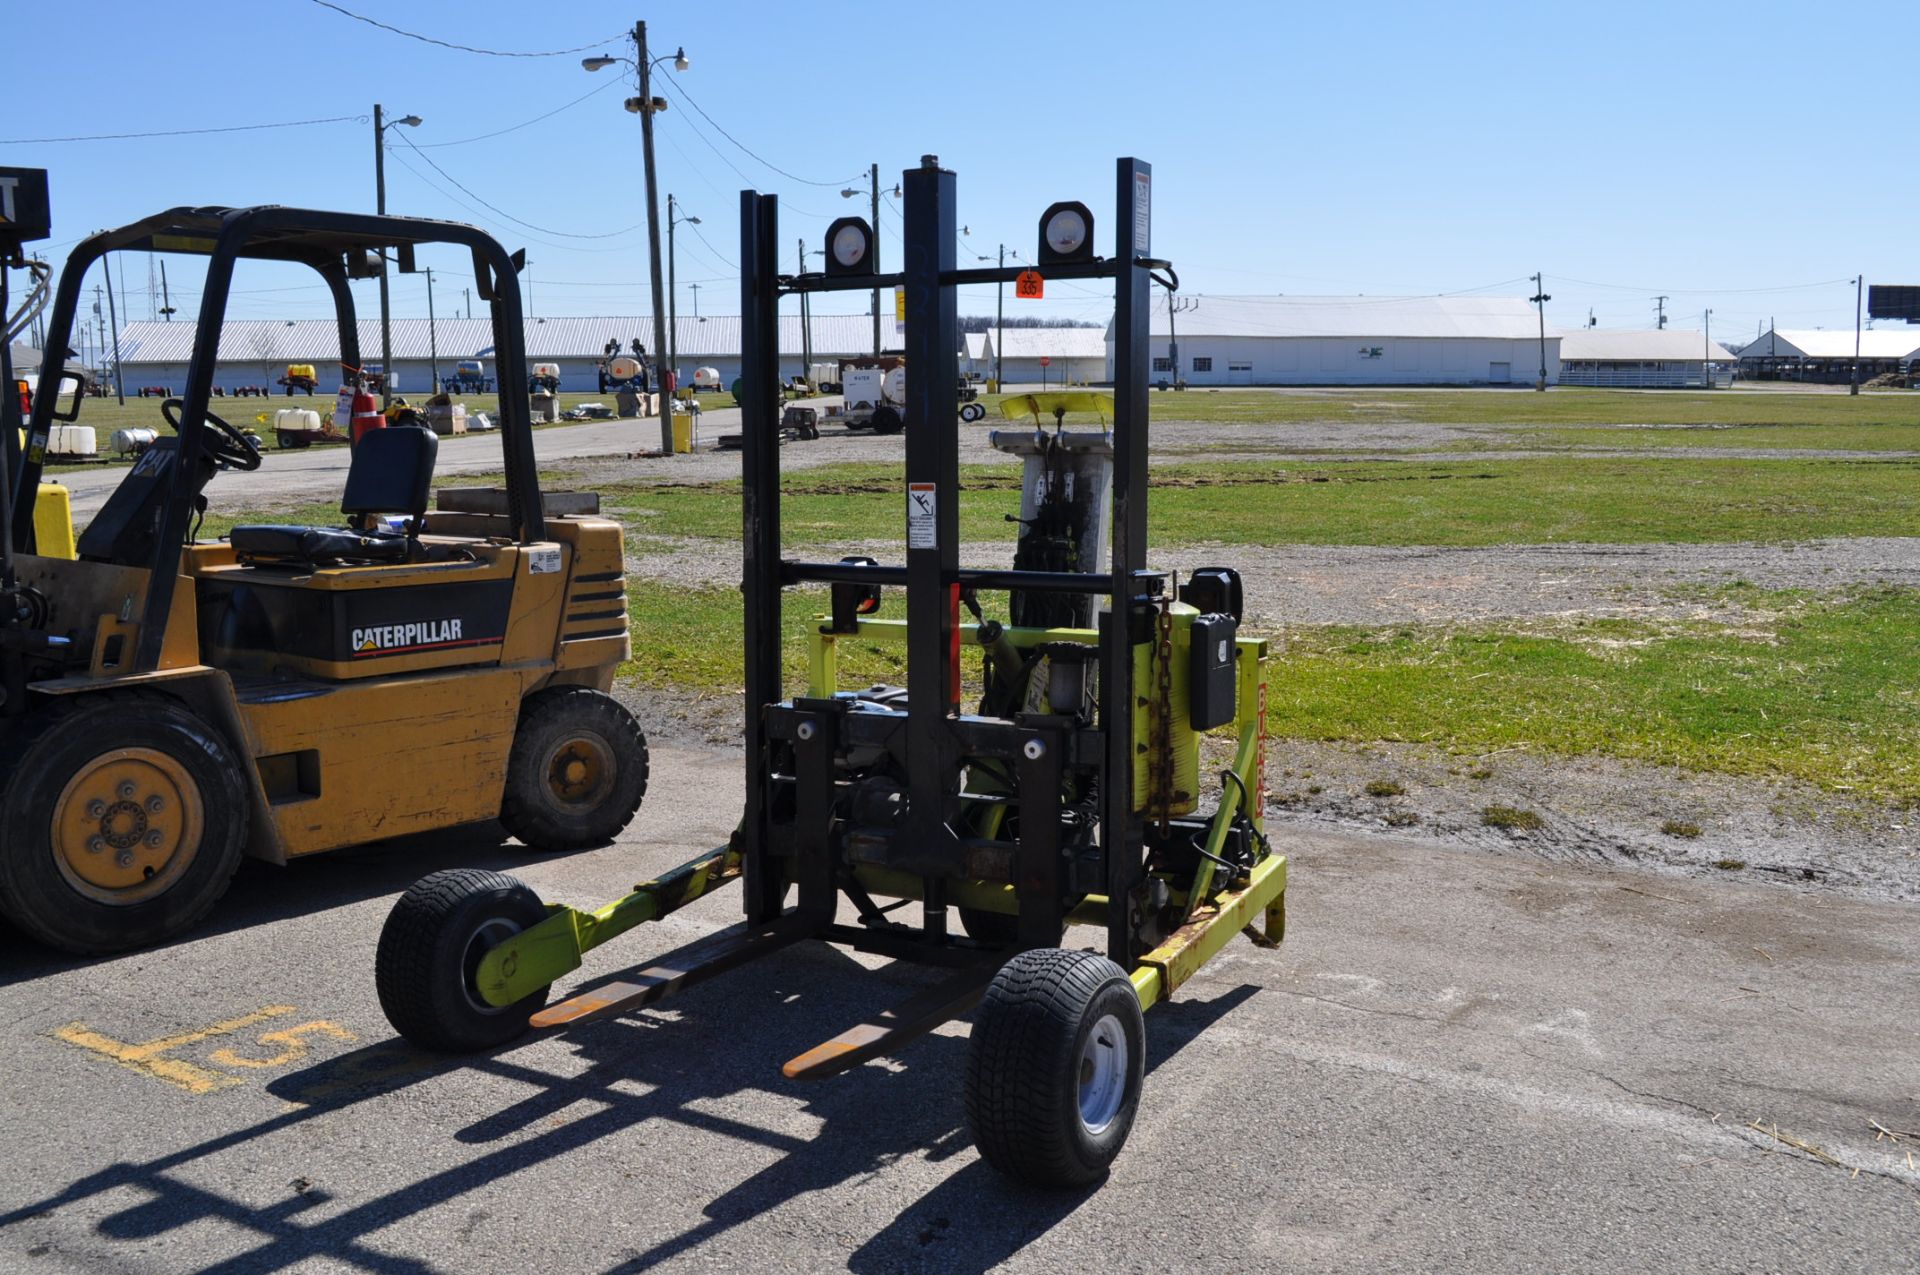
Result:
[583, 26, 689, 454]
[962, 226, 1004, 389]
[373, 104, 422, 405]
[667, 193, 699, 390]
[1529, 272, 1551, 392]
[842, 168, 900, 357]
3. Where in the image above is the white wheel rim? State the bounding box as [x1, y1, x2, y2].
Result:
[1078, 1012, 1129, 1135]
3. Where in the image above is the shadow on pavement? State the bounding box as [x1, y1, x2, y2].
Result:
[0, 819, 599, 989]
[0, 924, 1262, 1274]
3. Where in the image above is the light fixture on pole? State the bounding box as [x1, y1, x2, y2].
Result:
[372, 104, 422, 406]
[424, 266, 439, 394]
[667, 193, 699, 391]
[1529, 272, 1551, 392]
[1703, 308, 1713, 390]
[584, 28, 690, 454]
[1851, 274, 1863, 396]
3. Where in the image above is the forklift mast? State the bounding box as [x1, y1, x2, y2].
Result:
[740, 157, 1164, 967]
[13, 206, 546, 680]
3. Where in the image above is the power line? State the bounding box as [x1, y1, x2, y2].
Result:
[653, 79, 862, 189]
[390, 131, 648, 240]
[382, 147, 638, 255]
[0, 113, 366, 144]
[308, 1, 623, 57]
[417, 78, 623, 147]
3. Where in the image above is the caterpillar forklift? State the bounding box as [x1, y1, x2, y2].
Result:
[375, 157, 1287, 1187]
[0, 184, 648, 954]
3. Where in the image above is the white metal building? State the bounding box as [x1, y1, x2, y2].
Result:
[981, 327, 1109, 387]
[1735, 327, 1920, 383]
[962, 332, 990, 378]
[112, 314, 896, 395]
[1114, 294, 1559, 386]
[1558, 329, 1738, 388]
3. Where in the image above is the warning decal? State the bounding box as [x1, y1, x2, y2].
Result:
[907, 482, 937, 549]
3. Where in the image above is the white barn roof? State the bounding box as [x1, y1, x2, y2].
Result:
[1560, 330, 1737, 362]
[963, 332, 989, 361]
[1144, 294, 1545, 340]
[1735, 328, 1920, 361]
[985, 328, 1109, 360]
[115, 314, 892, 366]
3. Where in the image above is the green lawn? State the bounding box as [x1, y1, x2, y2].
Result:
[1269, 587, 1920, 804]
[978, 387, 1920, 428]
[605, 454, 1920, 548]
[618, 581, 1920, 804]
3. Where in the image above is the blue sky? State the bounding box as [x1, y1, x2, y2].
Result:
[6, 0, 1913, 344]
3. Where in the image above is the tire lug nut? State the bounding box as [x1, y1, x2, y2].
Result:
[146, 796, 165, 814]
[87, 800, 107, 819]
[87, 837, 106, 853]
[146, 830, 165, 848]
[115, 850, 134, 868]
[117, 782, 136, 800]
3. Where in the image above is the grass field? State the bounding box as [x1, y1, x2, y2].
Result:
[983, 386, 1920, 428]
[604, 453, 1920, 548]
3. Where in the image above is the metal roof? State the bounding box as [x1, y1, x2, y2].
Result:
[114, 314, 898, 366]
[963, 332, 989, 361]
[1139, 294, 1548, 341]
[1559, 330, 1738, 362]
[1734, 328, 1920, 361]
[984, 328, 1109, 360]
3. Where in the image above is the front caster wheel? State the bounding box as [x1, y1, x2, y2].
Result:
[375, 868, 551, 1052]
[965, 948, 1146, 1186]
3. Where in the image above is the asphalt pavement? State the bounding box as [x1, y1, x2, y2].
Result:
[1, 743, 1915, 1273]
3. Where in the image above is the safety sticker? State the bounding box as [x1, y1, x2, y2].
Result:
[907, 482, 936, 549]
[527, 546, 562, 574]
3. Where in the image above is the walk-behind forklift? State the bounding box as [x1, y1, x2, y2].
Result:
[0, 195, 648, 954]
[376, 157, 1286, 1186]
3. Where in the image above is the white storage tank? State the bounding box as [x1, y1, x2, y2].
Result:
[693, 366, 722, 390]
[66, 425, 97, 456]
[274, 408, 322, 434]
[111, 427, 158, 456]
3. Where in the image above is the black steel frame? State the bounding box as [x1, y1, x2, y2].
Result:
[11, 207, 545, 678]
[738, 157, 1159, 968]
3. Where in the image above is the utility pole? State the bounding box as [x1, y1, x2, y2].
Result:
[425, 266, 439, 393]
[373, 104, 422, 406]
[464, 287, 471, 320]
[995, 243, 1005, 389]
[104, 269, 125, 404]
[158, 259, 174, 321]
[1654, 295, 1668, 329]
[1703, 308, 1713, 390]
[1529, 272, 1551, 391]
[1851, 274, 1863, 395]
[871, 161, 882, 356]
[798, 236, 812, 377]
[668, 194, 700, 389]
[634, 20, 672, 453]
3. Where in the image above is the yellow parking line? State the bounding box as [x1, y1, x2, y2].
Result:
[51, 1005, 298, 1094]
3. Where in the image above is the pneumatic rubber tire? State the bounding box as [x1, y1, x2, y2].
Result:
[870, 405, 903, 435]
[0, 694, 248, 954]
[965, 947, 1146, 1186]
[375, 868, 550, 1052]
[499, 688, 649, 852]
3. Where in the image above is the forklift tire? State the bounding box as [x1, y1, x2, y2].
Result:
[869, 405, 903, 435]
[375, 869, 550, 1052]
[959, 402, 987, 424]
[964, 947, 1145, 1187]
[0, 694, 248, 954]
[500, 688, 649, 852]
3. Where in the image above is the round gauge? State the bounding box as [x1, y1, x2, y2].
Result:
[1044, 207, 1088, 256]
[831, 222, 869, 269]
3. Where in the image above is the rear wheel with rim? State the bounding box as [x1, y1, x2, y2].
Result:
[965, 947, 1146, 1186]
[500, 688, 649, 852]
[0, 695, 248, 954]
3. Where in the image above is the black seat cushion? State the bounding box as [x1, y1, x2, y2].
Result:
[229, 525, 409, 564]
[342, 425, 437, 522]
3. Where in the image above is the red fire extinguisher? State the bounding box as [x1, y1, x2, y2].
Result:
[350, 386, 384, 448]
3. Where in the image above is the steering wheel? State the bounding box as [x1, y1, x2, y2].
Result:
[161, 398, 262, 472]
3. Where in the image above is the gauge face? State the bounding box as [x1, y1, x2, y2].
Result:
[1044, 209, 1088, 256]
[831, 223, 868, 269]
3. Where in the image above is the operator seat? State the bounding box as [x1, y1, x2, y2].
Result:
[229, 426, 438, 566]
